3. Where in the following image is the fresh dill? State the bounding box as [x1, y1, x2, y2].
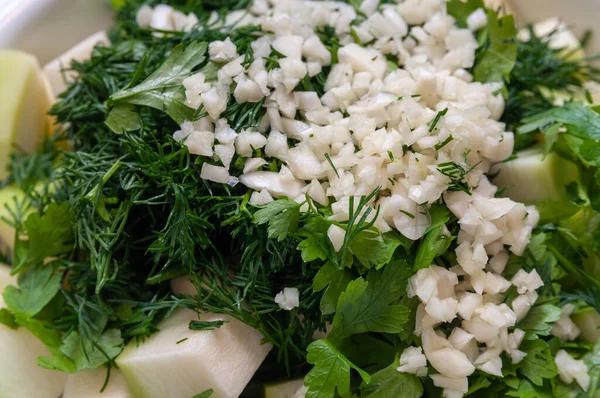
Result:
[399, 210, 415, 219]
[436, 161, 479, 195]
[324, 153, 340, 178]
[434, 135, 454, 151]
[503, 25, 600, 148]
[428, 108, 448, 132]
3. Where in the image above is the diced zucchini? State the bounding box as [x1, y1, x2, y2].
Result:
[116, 308, 272, 398]
[170, 275, 198, 296]
[0, 184, 27, 253]
[63, 368, 133, 398]
[43, 31, 109, 97]
[0, 264, 67, 398]
[572, 309, 600, 344]
[264, 379, 306, 398]
[491, 148, 579, 204]
[0, 50, 53, 181]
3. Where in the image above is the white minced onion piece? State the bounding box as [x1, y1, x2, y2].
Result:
[200, 164, 230, 184]
[274, 287, 300, 311]
[135, 5, 154, 28]
[327, 224, 346, 252]
[249, 189, 274, 206]
[150, 5, 174, 32]
[397, 346, 428, 376]
[209, 38, 238, 63]
[551, 304, 582, 341]
[555, 350, 591, 391]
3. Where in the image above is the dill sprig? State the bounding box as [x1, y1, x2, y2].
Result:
[437, 161, 479, 195]
[503, 25, 600, 148]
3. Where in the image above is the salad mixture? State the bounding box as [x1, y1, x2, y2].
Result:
[0, 0, 599, 397]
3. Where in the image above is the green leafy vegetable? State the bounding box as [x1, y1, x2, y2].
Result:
[192, 390, 214, 398]
[505, 378, 553, 398]
[2, 266, 62, 317]
[0, 308, 18, 329]
[327, 263, 411, 344]
[188, 320, 227, 331]
[447, 0, 484, 28]
[584, 339, 600, 396]
[349, 230, 407, 270]
[253, 200, 301, 241]
[473, 11, 517, 84]
[519, 102, 600, 142]
[516, 304, 562, 336]
[313, 262, 354, 315]
[305, 339, 370, 398]
[104, 104, 141, 134]
[515, 339, 559, 386]
[58, 329, 123, 372]
[361, 362, 423, 398]
[108, 41, 208, 129]
[12, 203, 73, 273]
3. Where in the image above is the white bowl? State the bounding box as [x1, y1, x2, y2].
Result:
[0, 0, 114, 64]
[0, 0, 600, 65]
[0, 0, 599, 62]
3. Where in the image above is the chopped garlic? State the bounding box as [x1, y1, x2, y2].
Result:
[551, 304, 582, 341]
[274, 287, 300, 311]
[555, 350, 590, 391]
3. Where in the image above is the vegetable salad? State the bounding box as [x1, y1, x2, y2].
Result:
[0, 0, 599, 397]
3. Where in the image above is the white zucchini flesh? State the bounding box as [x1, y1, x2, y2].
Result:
[43, 31, 109, 97]
[63, 368, 133, 398]
[491, 148, 579, 204]
[0, 50, 53, 181]
[264, 379, 306, 398]
[572, 309, 600, 344]
[0, 263, 15, 307]
[116, 308, 272, 398]
[170, 275, 199, 296]
[0, 185, 27, 252]
[0, 264, 67, 398]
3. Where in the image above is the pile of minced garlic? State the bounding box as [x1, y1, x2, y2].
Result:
[137, 1, 591, 396]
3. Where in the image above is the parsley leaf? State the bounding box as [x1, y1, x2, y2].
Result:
[563, 134, 600, 168]
[327, 262, 411, 344]
[59, 329, 124, 372]
[104, 104, 141, 134]
[519, 103, 600, 142]
[516, 304, 562, 336]
[313, 262, 354, 315]
[305, 339, 370, 398]
[108, 41, 208, 128]
[192, 390, 214, 398]
[516, 339, 559, 386]
[474, 10, 517, 84]
[349, 230, 409, 270]
[0, 308, 18, 329]
[447, 0, 484, 28]
[505, 378, 553, 398]
[584, 339, 600, 396]
[413, 205, 452, 270]
[413, 226, 452, 271]
[361, 362, 423, 398]
[3, 266, 63, 317]
[296, 216, 330, 262]
[298, 235, 329, 262]
[253, 199, 301, 241]
[12, 202, 73, 273]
